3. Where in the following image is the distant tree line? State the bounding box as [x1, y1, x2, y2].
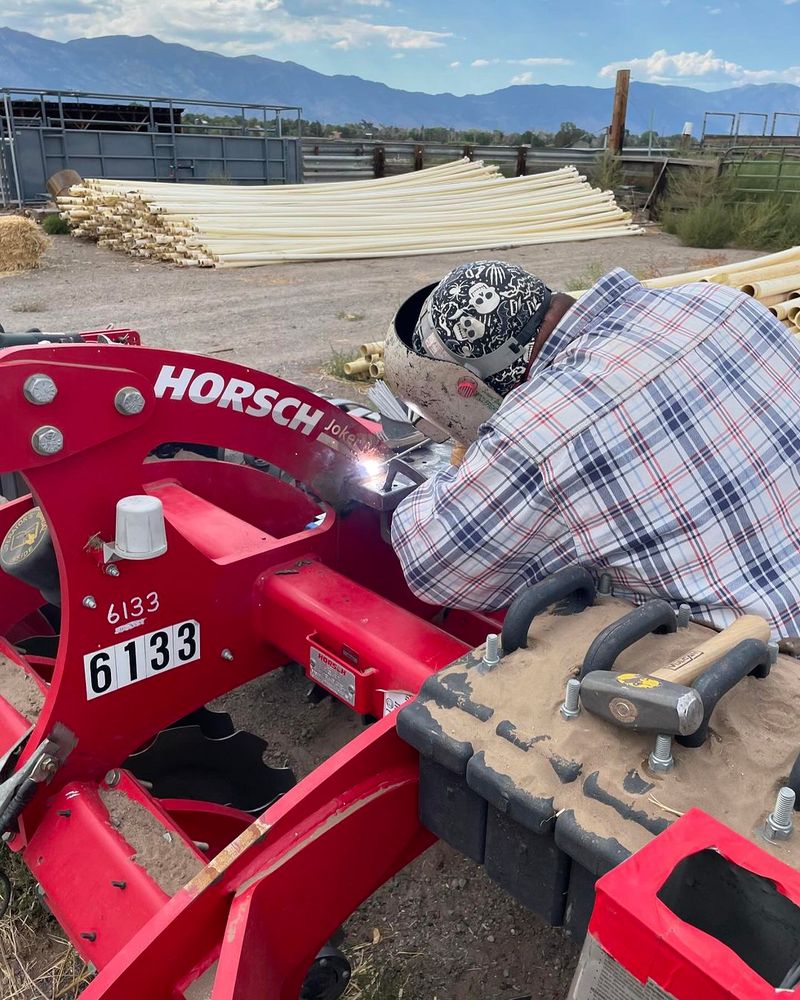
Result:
[180, 113, 684, 148]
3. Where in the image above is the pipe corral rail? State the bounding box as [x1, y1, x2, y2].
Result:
[300, 139, 684, 183]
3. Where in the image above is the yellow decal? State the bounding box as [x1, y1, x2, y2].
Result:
[616, 672, 660, 689]
[1, 509, 46, 567]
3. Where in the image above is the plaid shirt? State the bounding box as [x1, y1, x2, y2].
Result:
[392, 268, 800, 638]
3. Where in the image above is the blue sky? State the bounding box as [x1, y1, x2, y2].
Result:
[3, 0, 800, 93]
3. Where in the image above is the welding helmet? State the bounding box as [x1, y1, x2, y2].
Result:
[384, 260, 551, 443]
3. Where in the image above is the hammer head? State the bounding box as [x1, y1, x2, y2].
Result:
[579, 672, 704, 736]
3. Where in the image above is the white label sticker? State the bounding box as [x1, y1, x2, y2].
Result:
[84, 620, 201, 700]
[309, 647, 356, 706]
[382, 690, 413, 716]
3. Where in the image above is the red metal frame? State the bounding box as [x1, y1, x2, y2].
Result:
[0, 337, 795, 1000]
[0, 340, 488, 997]
[588, 809, 800, 999]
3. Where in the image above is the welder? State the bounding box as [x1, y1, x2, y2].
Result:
[384, 259, 800, 641]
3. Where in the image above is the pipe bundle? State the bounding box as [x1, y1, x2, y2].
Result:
[571, 245, 800, 336]
[343, 341, 385, 379]
[56, 160, 641, 268]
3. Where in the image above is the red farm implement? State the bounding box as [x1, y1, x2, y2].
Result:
[0, 329, 798, 999]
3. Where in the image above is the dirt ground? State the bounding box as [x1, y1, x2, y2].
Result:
[0, 232, 759, 1000]
[1, 233, 755, 395]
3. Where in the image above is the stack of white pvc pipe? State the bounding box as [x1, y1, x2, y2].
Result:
[57, 160, 642, 268]
[571, 245, 800, 337]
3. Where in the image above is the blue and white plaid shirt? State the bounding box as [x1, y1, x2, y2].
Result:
[392, 268, 800, 638]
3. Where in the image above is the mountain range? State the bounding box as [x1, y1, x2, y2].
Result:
[2, 27, 800, 135]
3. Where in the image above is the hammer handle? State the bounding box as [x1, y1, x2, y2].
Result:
[652, 614, 771, 685]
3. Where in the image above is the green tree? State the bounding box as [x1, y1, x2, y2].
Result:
[553, 121, 586, 147]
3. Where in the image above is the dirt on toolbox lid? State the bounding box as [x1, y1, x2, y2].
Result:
[398, 591, 800, 867]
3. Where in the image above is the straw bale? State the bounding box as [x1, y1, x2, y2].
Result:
[0, 216, 48, 272]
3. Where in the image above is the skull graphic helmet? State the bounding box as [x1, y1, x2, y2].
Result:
[383, 260, 552, 443]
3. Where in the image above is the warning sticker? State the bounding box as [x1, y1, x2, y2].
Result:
[382, 690, 413, 716]
[568, 936, 677, 1000]
[310, 647, 357, 706]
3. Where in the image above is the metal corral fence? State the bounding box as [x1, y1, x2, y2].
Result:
[719, 144, 800, 196]
[302, 140, 624, 182]
[300, 140, 711, 215]
[0, 87, 304, 205]
[702, 110, 800, 149]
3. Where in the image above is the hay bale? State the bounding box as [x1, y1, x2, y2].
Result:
[0, 216, 49, 272]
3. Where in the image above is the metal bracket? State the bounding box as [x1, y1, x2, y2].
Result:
[0, 724, 76, 836]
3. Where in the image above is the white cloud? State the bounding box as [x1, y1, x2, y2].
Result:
[1, 0, 450, 54]
[510, 56, 573, 66]
[705, 5, 722, 12]
[347, 0, 391, 5]
[392, 51, 405, 58]
[600, 49, 800, 86]
[470, 56, 572, 69]
[449, 60, 461, 68]
[510, 71, 533, 85]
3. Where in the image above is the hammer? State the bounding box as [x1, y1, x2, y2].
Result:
[579, 614, 771, 736]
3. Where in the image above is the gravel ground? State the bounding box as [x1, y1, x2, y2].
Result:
[2, 233, 755, 395]
[0, 232, 759, 1000]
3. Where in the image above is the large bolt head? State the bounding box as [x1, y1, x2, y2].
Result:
[31, 425, 64, 455]
[115, 387, 145, 416]
[762, 816, 793, 842]
[23, 374, 57, 405]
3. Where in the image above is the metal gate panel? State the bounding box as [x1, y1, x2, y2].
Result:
[1, 88, 304, 203]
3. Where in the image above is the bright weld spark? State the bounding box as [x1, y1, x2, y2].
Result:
[359, 457, 384, 481]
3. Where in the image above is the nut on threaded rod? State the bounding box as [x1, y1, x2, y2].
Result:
[597, 573, 613, 596]
[482, 634, 500, 668]
[763, 786, 795, 842]
[560, 678, 581, 719]
[648, 734, 674, 774]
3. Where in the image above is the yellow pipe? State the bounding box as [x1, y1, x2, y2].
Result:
[641, 246, 800, 289]
[738, 274, 800, 298]
[708, 260, 800, 285]
[768, 299, 799, 321]
[342, 358, 371, 377]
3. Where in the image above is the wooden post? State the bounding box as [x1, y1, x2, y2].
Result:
[515, 146, 528, 177]
[462, 144, 474, 162]
[373, 145, 385, 178]
[609, 69, 630, 154]
[414, 144, 424, 171]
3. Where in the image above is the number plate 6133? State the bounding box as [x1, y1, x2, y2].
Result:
[83, 620, 201, 700]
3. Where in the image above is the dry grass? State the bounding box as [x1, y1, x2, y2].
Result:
[0, 849, 91, 1000]
[565, 260, 663, 292]
[345, 935, 411, 1000]
[0, 217, 49, 273]
[322, 345, 373, 383]
[10, 301, 46, 314]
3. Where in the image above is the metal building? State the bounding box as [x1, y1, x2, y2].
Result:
[0, 87, 304, 206]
